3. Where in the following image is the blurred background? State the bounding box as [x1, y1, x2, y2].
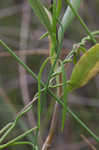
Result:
[0, 0, 99, 150]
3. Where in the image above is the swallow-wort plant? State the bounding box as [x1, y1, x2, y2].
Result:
[0, 0, 99, 150]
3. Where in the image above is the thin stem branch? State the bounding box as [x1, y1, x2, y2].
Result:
[42, 74, 62, 150]
[0, 127, 37, 149]
[0, 40, 99, 143]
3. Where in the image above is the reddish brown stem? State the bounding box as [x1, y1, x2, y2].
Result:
[42, 74, 62, 150]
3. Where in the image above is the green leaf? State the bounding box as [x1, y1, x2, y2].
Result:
[29, 0, 52, 33]
[69, 44, 99, 91]
[58, 0, 81, 44]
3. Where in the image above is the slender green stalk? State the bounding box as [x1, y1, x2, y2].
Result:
[65, 0, 97, 44]
[0, 127, 37, 149]
[81, 30, 99, 44]
[0, 105, 32, 144]
[38, 57, 51, 129]
[67, 107, 99, 142]
[46, 0, 82, 90]
[11, 141, 34, 148]
[0, 40, 62, 105]
[0, 40, 38, 81]
[1, 0, 99, 148]
[0, 123, 13, 136]
[0, 124, 15, 144]
[45, 40, 63, 90]
[48, 92, 99, 142]
[0, 40, 99, 143]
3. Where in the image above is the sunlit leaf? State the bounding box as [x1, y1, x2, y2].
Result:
[69, 44, 99, 91]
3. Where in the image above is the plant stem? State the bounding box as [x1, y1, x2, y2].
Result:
[67, 108, 99, 143]
[42, 74, 62, 150]
[0, 40, 38, 81]
[0, 40, 99, 143]
[0, 127, 37, 149]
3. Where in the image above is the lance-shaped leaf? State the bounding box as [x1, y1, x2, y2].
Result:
[58, 0, 81, 44]
[29, 0, 52, 33]
[68, 44, 99, 91]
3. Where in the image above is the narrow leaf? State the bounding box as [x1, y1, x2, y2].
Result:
[29, 0, 52, 33]
[69, 44, 99, 91]
[58, 0, 81, 44]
